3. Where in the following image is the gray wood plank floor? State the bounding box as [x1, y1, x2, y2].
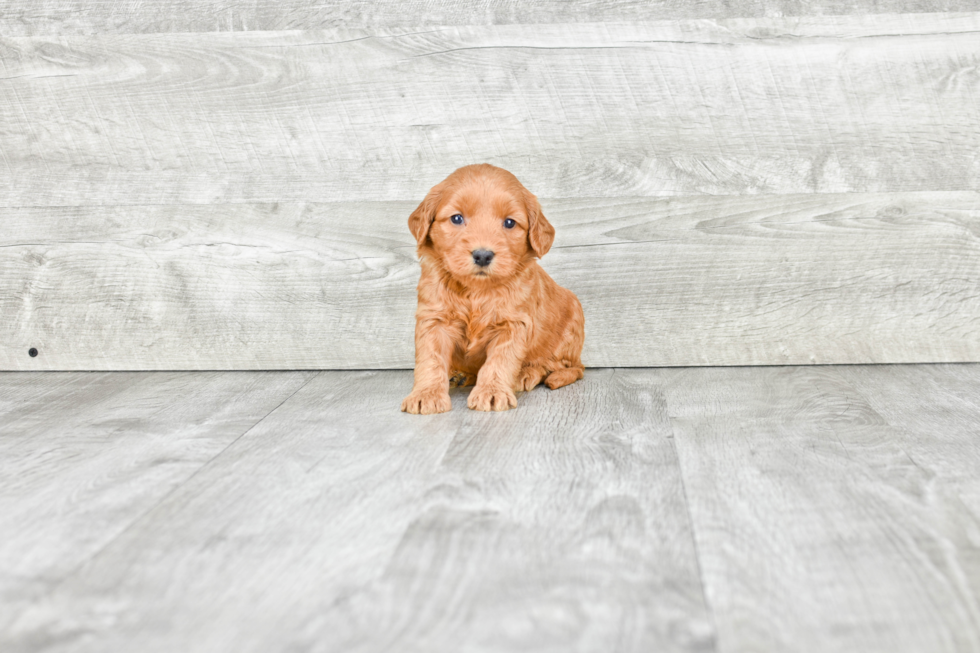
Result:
[662, 366, 980, 652]
[1, 365, 978, 652]
[0, 371, 315, 633]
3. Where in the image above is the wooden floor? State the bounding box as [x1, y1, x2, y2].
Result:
[1, 365, 978, 652]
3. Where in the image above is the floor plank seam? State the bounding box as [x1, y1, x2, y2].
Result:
[665, 417, 721, 652]
[4, 371, 322, 630]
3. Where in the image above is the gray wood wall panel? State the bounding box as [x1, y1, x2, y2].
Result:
[3, 11, 978, 369]
[663, 365, 980, 652]
[3, 1, 977, 36]
[2, 192, 978, 370]
[2, 14, 979, 206]
[2, 370, 713, 652]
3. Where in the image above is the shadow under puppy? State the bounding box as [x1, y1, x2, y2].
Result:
[402, 164, 585, 414]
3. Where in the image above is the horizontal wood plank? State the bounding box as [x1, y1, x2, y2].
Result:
[2, 191, 978, 369]
[3, 1, 976, 36]
[663, 364, 980, 652]
[2, 14, 979, 205]
[1, 369, 713, 652]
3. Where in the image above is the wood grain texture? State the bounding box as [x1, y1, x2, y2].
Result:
[3, 0, 977, 36]
[835, 363, 980, 605]
[2, 365, 978, 651]
[0, 370, 315, 632]
[0, 369, 714, 653]
[2, 192, 978, 370]
[663, 365, 980, 652]
[2, 13, 979, 206]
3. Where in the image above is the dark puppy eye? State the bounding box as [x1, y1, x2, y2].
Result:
[451, 214, 464, 225]
[503, 218, 516, 229]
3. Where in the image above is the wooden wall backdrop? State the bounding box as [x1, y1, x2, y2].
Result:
[4, 1, 980, 35]
[1, 5, 979, 370]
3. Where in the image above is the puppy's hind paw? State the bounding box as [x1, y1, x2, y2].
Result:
[401, 388, 452, 415]
[545, 367, 584, 390]
[449, 371, 477, 388]
[467, 385, 517, 412]
[517, 365, 547, 391]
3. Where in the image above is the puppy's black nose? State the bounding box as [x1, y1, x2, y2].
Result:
[472, 249, 495, 267]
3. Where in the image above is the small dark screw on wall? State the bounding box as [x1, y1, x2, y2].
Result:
[29, 348, 38, 357]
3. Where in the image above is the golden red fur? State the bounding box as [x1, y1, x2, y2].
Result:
[401, 164, 585, 414]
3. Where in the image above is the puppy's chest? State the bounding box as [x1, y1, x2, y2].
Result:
[460, 306, 494, 345]
[453, 297, 505, 348]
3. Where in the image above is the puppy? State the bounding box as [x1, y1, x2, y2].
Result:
[401, 164, 585, 414]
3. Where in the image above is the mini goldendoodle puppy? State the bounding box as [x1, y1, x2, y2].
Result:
[401, 164, 585, 414]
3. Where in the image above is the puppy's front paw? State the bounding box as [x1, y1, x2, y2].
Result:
[401, 387, 452, 415]
[467, 385, 517, 412]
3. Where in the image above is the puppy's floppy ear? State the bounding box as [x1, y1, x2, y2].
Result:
[523, 190, 555, 258]
[408, 182, 445, 248]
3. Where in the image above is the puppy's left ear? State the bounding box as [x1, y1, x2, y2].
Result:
[408, 182, 445, 248]
[524, 190, 555, 258]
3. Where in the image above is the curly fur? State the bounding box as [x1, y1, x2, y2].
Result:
[401, 164, 585, 414]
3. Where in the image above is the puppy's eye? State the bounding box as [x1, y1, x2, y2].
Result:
[503, 218, 516, 229]
[450, 214, 464, 225]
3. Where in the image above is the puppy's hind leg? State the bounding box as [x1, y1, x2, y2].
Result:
[544, 292, 585, 391]
[544, 366, 584, 390]
[517, 363, 548, 391]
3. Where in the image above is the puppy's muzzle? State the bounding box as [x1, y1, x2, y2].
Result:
[472, 249, 495, 267]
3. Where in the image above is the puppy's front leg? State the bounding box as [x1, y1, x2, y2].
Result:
[468, 322, 527, 412]
[402, 317, 460, 415]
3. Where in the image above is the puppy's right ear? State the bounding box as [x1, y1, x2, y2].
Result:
[408, 182, 445, 248]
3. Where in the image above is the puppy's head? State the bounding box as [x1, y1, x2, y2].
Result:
[408, 164, 555, 285]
